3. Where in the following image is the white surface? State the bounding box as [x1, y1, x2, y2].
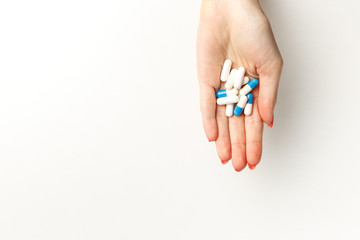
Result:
[0, 0, 360, 239]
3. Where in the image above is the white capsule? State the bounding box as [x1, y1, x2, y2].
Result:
[225, 104, 234, 117]
[225, 69, 237, 89]
[244, 103, 253, 116]
[220, 59, 232, 82]
[242, 76, 250, 86]
[216, 95, 240, 105]
[228, 89, 239, 96]
[233, 67, 245, 89]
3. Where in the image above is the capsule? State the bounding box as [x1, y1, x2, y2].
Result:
[220, 59, 232, 82]
[226, 104, 234, 117]
[225, 69, 237, 89]
[239, 78, 259, 96]
[233, 67, 245, 89]
[216, 89, 238, 98]
[244, 93, 253, 116]
[242, 76, 249, 86]
[233, 95, 248, 116]
[217, 95, 240, 105]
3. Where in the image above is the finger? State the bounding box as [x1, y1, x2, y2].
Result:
[229, 114, 247, 172]
[215, 105, 231, 163]
[199, 82, 218, 141]
[257, 58, 283, 126]
[245, 99, 263, 169]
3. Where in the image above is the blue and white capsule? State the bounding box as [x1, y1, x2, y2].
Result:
[239, 78, 259, 96]
[233, 95, 248, 116]
[242, 76, 250, 86]
[216, 89, 239, 98]
[244, 93, 253, 116]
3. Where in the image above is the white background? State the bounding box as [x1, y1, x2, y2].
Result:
[0, 0, 360, 239]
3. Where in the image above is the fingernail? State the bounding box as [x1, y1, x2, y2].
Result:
[267, 115, 274, 128]
[221, 161, 228, 165]
[248, 164, 256, 170]
[235, 169, 241, 172]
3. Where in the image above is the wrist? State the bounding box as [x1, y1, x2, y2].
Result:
[201, 0, 260, 11]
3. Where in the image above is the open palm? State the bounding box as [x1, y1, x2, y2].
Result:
[197, 0, 283, 171]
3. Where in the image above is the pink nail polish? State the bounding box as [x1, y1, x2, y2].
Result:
[221, 161, 228, 165]
[249, 165, 256, 170]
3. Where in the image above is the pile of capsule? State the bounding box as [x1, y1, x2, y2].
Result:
[216, 59, 259, 117]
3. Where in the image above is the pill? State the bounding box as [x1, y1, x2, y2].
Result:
[217, 95, 240, 105]
[216, 89, 239, 98]
[233, 67, 245, 89]
[225, 69, 237, 89]
[244, 93, 253, 116]
[242, 76, 249, 86]
[234, 95, 248, 116]
[220, 59, 232, 82]
[239, 78, 259, 96]
[226, 104, 234, 117]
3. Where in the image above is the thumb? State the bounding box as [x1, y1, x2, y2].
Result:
[199, 82, 218, 141]
[257, 59, 283, 127]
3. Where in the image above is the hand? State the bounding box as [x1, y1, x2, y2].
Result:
[197, 0, 283, 171]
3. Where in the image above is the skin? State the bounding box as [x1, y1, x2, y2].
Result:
[197, 0, 283, 171]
